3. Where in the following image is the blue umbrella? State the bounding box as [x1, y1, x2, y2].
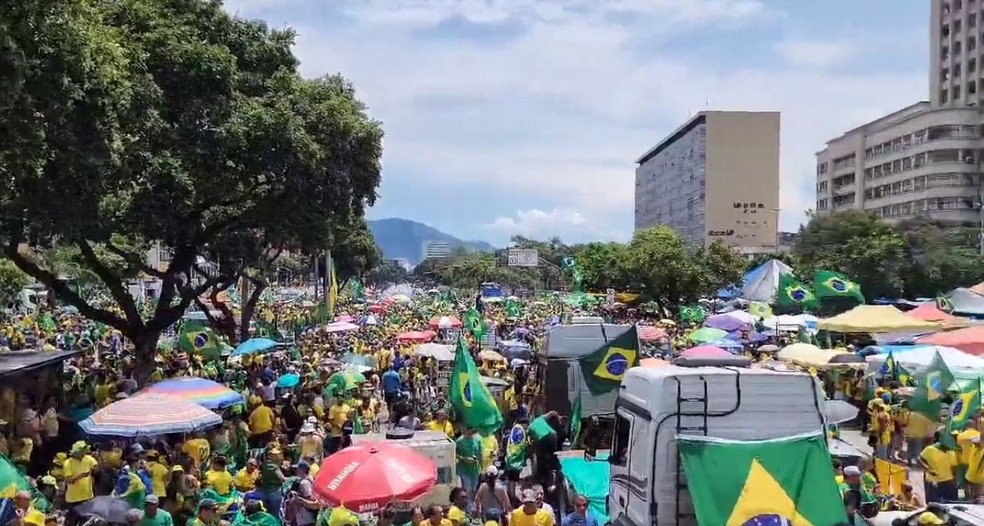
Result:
[233, 338, 278, 356]
[277, 373, 300, 389]
[709, 339, 743, 352]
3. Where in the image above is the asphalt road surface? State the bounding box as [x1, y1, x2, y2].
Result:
[839, 429, 927, 502]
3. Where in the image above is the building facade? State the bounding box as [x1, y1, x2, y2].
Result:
[634, 111, 781, 252]
[817, 0, 984, 225]
[816, 103, 983, 223]
[421, 240, 451, 260]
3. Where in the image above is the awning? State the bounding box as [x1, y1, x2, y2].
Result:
[818, 305, 941, 333]
[0, 349, 82, 379]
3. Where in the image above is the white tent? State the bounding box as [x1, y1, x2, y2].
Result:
[740, 259, 793, 303]
[865, 345, 984, 376]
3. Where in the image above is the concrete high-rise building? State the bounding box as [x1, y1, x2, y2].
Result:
[817, 0, 984, 225]
[421, 240, 451, 260]
[634, 111, 780, 253]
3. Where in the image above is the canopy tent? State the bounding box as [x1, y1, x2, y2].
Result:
[970, 280, 984, 296]
[905, 303, 969, 328]
[761, 314, 818, 333]
[915, 326, 984, 356]
[739, 259, 793, 303]
[865, 345, 984, 378]
[944, 288, 984, 316]
[817, 305, 941, 333]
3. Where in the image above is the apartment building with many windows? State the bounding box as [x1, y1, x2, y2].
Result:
[816, 102, 984, 223]
[817, 0, 984, 224]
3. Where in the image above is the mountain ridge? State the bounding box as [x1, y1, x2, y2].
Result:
[367, 218, 496, 265]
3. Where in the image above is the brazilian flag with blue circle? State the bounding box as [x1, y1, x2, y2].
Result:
[948, 378, 981, 432]
[909, 351, 954, 421]
[449, 337, 503, 435]
[579, 325, 640, 395]
[813, 270, 865, 303]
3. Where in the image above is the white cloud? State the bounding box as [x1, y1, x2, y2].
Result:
[487, 208, 620, 241]
[774, 39, 857, 68]
[224, 0, 926, 238]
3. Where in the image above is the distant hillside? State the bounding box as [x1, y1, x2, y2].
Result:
[367, 218, 496, 265]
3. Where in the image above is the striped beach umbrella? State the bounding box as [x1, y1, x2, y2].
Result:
[80, 394, 222, 437]
[141, 377, 244, 410]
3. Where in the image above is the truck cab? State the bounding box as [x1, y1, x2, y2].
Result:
[586, 358, 827, 526]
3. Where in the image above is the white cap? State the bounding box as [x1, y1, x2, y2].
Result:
[843, 466, 862, 476]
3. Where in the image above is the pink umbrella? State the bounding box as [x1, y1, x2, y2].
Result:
[678, 345, 731, 359]
[334, 314, 354, 323]
[429, 316, 462, 329]
[326, 321, 360, 333]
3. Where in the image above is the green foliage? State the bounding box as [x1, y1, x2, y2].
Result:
[793, 211, 909, 299]
[0, 0, 381, 378]
[415, 252, 540, 290]
[366, 259, 409, 286]
[0, 259, 29, 308]
[792, 212, 984, 300]
[572, 242, 630, 290]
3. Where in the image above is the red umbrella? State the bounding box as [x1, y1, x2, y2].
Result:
[429, 316, 462, 329]
[395, 330, 436, 343]
[313, 442, 437, 512]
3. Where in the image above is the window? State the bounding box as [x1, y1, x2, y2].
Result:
[955, 40, 963, 55]
[956, 19, 963, 33]
[610, 413, 632, 467]
[972, 58, 978, 73]
[943, 68, 951, 82]
[943, 23, 951, 38]
[956, 63, 963, 77]
[972, 12, 978, 27]
[971, 80, 978, 94]
[955, 84, 963, 98]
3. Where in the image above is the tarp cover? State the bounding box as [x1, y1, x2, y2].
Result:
[945, 288, 984, 316]
[559, 452, 610, 525]
[740, 259, 793, 303]
[818, 305, 941, 334]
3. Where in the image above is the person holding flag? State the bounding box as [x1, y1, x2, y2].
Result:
[502, 419, 529, 506]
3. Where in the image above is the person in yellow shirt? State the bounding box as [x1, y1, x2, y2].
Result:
[181, 434, 211, 475]
[64, 441, 99, 505]
[508, 490, 554, 526]
[203, 456, 233, 497]
[425, 410, 455, 439]
[248, 402, 275, 448]
[146, 450, 171, 498]
[904, 407, 934, 466]
[446, 488, 468, 526]
[233, 458, 260, 492]
[479, 432, 498, 472]
[326, 398, 352, 455]
[921, 436, 959, 502]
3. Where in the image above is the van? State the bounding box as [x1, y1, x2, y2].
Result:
[587, 360, 827, 526]
[541, 324, 635, 418]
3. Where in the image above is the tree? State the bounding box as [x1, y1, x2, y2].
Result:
[366, 259, 409, 287]
[625, 226, 744, 311]
[0, 0, 382, 381]
[0, 259, 29, 311]
[896, 217, 984, 297]
[792, 211, 909, 299]
[573, 242, 630, 291]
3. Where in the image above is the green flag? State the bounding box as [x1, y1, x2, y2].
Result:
[776, 274, 818, 312]
[813, 270, 865, 303]
[578, 326, 640, 395]
[505, 299, 522, 318]
[38, 314, 56, 333]
[909, 351, 954, 420]
[450, 338, 503, 434]
[948, 378, 981, 432]
[677, 433, 846, 526]
[679, 305, 706, 324]
[504, 423, 528, 472]
[178, 328, 222, 360]
[462, 308, 486, 340]
[569, 393, 582, 445]
[0, 454, 49, 510]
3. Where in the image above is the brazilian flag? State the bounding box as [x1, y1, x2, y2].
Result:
[449, 337, 502, 434]
[569, 393, 582, 445]
[504, 423, 527, 471]
[678, 433, 846, 526]
[578, 325, 639, 395]
[178, 328, 221, 360]
[909, 351, 954, 420]
[814, 270, 865, 303]
[775, 274, 818, 312]
[948, 378, 981, 432]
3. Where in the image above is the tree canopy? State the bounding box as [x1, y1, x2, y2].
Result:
[0, 0, 382, 378]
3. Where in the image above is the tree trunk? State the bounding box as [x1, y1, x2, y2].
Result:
[238, 279, 266, 343]
[130, 330, 162, 387]
[208, 288, 239, 343]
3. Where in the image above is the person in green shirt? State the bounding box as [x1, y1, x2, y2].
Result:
[141, 495, 174, 526]
[456, 427, 483, 513]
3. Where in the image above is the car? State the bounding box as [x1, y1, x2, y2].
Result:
[870, 503, 984, 526]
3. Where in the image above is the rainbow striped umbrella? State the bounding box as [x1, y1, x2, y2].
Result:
[80, 394, 223, 437]
[142, 377, 244, 410]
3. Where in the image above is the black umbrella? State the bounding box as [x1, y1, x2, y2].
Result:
[74, 496, 137, 523]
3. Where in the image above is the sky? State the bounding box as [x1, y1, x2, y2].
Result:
[223, 0, 929, 246]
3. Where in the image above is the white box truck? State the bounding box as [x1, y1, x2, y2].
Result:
[584, 359, 828, 526]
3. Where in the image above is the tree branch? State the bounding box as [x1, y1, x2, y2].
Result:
[76, 239, 143, 326]
[4, 242, 128, 331]
[104, 241, 167, 279]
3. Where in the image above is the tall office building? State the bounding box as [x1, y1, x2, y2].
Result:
[634, 111, 780, 253]
[816, 0, 984, 224]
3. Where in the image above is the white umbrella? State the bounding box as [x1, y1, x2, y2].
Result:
[414, 343, 455, 361]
